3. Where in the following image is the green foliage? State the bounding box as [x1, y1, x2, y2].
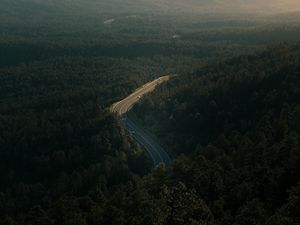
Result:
[1, 1, 300, 223]
[132, 43, 300, 224]
[0, 55, 165, 222]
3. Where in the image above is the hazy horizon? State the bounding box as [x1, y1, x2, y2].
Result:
[2, 0, 300, 17]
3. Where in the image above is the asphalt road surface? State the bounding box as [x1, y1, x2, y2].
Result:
[110, 75, 172, 167]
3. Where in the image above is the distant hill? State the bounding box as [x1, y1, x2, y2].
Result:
[147, 0, 300, 15]
[2, 0, 300, 19]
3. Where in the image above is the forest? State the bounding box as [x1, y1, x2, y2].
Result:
[132, 43, 300, 224]
[2, 42, 299, 225]
[0, 0, 300, 224]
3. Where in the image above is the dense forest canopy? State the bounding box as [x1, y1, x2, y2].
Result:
[0, 0, 300, 224]
[131, 43, 300, 224]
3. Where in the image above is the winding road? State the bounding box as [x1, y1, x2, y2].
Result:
[110, 75, 172, 167]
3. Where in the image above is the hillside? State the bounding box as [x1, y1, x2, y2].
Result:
[1, 42, 299, 224]
[1, 0, 300, 224]
[131, 43, 300, 224]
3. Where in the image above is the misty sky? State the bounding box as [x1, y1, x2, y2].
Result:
[153, 0, 300, 14]
[2, 0, 300, 19]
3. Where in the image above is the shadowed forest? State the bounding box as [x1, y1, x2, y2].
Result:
[0, 0, 300, 224]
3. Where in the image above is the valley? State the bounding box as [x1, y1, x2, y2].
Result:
[0, 1, 300, 224]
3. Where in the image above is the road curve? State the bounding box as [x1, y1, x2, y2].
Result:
[110, 75, 171, 115]
[110, 75, 172, 167]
